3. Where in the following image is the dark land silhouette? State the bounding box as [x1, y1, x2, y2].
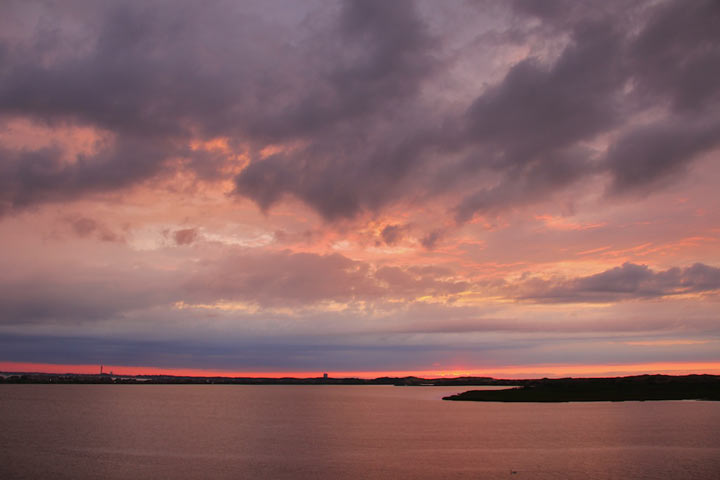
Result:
[443, 375, 720, 402]
[0, 372, 518, 386]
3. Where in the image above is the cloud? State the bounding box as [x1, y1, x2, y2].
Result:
[0, 267, 178, 325]
[184, 249, 471, 307]
[629, 0, 720, 112]
[173, 228, 198, 246]
[0, 138, 171, 215]
[380, 224, 408, 245]
[451, 16, 625, 221]
[420, 229, 443, 249]
[0, 0, 717, 224]
[515, 262, 720, 303]
[185, 250, 380, 307]
[452, 0, 720, 222]
[605, 115, 720, 194]
[374, 265, 467, 297]
[64, 215, 123, 242]
[233, 0, 438, 220]
[0, 0, 314, 210]
[0, 331, 475, 372]
[0, 241, 475, 329]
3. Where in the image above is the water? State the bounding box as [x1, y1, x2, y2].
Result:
[1, 385, 719, 479]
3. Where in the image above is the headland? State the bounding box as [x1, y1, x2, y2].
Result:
[442, 374, 720, 402]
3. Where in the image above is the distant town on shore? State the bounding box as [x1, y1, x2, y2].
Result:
[0, 370, 519, 386]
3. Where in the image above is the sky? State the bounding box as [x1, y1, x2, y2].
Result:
[1, 0, 719, 379]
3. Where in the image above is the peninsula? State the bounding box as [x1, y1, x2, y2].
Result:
[442, 374, 720, 402]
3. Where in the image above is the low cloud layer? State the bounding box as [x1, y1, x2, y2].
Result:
[515, 262, 720, 303]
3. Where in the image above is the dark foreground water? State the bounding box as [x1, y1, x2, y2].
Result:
[1, 385, 719, 479]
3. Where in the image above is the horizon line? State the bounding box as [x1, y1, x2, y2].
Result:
[2, 361, 720, 380]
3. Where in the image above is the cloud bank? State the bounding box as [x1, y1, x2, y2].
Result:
[0, 0, 717, 221]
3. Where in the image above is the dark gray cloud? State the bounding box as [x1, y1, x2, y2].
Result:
[511, 0, 646, 30]
[0, 0, 718, 222]
[515, 262, 720, 303]
[606, 115, 720, 194]
[0, 0, 438, 220]
[245, 0, 435, 139]
[173, 228, 198, 246]
[450, 14, 625, 220]
[629, 0, 720, 112]
[0, 0, 310, 210]
[465, 21, 624, 160]
[0, 2, 286, 137]
[70, 217, 98, 237]
[379, 224, 408, 245]
[602, 0, 720, 195]
[66, 215, 122, 242]
[233, 0, 438, 220]
[420, 229, 443, 249]
[0, 138, 171, 214]
[451, 0, 720, 221]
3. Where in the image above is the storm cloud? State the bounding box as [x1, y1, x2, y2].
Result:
[0, 0, 716, 222]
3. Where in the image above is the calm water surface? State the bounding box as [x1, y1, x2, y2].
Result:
[1, 385, 719, 479]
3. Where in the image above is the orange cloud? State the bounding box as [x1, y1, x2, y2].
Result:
[535, 214, 607, 231]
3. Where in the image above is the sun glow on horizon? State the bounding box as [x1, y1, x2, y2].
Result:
[3, 361, 720, 380]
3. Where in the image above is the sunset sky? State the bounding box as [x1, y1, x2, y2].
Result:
[1, 0, 719, 378]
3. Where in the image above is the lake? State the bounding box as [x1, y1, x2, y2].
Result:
[1, 385, 719, 479]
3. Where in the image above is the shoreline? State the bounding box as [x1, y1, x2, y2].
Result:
[2, 372, 719, 397]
